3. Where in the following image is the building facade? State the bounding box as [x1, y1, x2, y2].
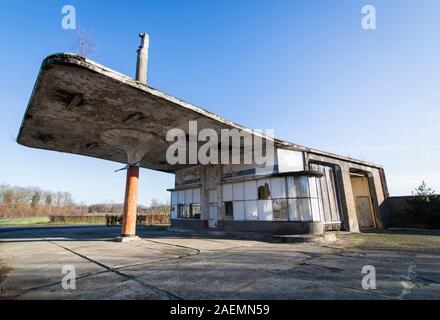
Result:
[17, 54, 389, 236]
[170, 148, 389, 235]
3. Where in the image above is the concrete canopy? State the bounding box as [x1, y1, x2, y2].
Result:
[17, 54, 382, 172]
[17, 54, 275, 172]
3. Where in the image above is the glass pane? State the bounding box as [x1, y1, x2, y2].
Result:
[272, 199, 288, 221]
[288, 199, 300, 221]
[295, 176, 310, 198]
[298, 199, 312, 221]
[286, 177, 297, 198]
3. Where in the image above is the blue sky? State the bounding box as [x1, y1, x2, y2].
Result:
[0, 0, 439, 205]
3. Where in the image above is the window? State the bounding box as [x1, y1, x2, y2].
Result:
[272, 199, 289, 221]
[295, 176, 310, 198]
[224, 201, 233, 220]
[172, 188, 201, 220]
[177, 204, 189, 219]
[258, 183, 271, 200]
[177, 204, 201, 219]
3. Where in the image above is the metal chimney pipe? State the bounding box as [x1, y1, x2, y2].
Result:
[136, 33, 149, 84]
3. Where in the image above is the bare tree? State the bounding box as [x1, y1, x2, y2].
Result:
[72, 28, 95, 57]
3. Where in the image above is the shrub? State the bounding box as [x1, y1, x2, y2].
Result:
[406, 181, 440, 228]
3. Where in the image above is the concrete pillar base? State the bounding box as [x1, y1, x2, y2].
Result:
[114, 235, 141, 243]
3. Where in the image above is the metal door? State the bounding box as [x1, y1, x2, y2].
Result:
[355, 196, 375, 228]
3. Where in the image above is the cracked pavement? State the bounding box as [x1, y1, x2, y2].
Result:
[0, 226, 439, 300]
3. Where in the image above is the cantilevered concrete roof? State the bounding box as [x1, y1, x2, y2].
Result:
[17, 54, 382, 172]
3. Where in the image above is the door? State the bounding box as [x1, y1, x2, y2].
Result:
[355, 196, 375, 228]
[351, 176, 376, 229]
[208, 190, 218, 229]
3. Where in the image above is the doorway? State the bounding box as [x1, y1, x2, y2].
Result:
[350, 174, 375, 229]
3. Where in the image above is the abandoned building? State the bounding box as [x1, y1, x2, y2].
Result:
[17, 35, 389, 237]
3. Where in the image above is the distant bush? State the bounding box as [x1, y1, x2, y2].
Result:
[105, 214, 170, 226]
[49, 215, 107, 224]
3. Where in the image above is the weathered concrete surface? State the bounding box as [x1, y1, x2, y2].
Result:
[1, 226, 439, 300]
[17, 54, 384, 173]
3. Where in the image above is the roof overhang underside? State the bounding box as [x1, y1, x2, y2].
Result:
[17, 54, 382, 172]
[17, 54, 284, 173]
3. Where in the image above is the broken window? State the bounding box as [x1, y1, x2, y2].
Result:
[224, 201, 234, 220]
[191, 204, 201, 219]
[272, 199, 289, 221]
[258, 183, 271, 200]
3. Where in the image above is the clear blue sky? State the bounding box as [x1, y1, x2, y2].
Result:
[1, 0, 439, 205]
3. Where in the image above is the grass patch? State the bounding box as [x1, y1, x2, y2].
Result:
[338, 231, 440, 251]
[0, 217, 51, 227]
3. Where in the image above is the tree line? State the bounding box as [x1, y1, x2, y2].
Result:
[0, 184, 169, 218]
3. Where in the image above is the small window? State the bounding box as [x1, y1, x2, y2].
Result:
[177, 203, 201, 219]
[258, 183, 271, 200]
[224, 201, 234, 220]
[178, 204, 190, 219]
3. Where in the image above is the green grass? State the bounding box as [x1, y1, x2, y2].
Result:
[0, 217, 52, 227]
[338, 231, 440, 251]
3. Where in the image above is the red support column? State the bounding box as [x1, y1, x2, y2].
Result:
[121, 166, 139, 237]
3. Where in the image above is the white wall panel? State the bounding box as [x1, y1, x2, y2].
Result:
[245, 200, 258, 221]
[244, 181, 257, 200]
[286, 177, 297, 198]
[270, 178, 286, 198]
[233, 183, 244, 201]
[193, 188, 201, 203]
[222, 184, 233, 202]
[288, 199, 300, 221]
[233, 201, 245, 221]
[311, 198, 321, 222]
[309, 177, 318, 198]
[277, 149, 304, 172]
[185, 189, 193, 203]
[178, 190, 186, 204]
[298, 199, 313, 221]
[258, 200, 273, 221]
[256, 178, 271, 189]
[171, 192, 178, 206]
